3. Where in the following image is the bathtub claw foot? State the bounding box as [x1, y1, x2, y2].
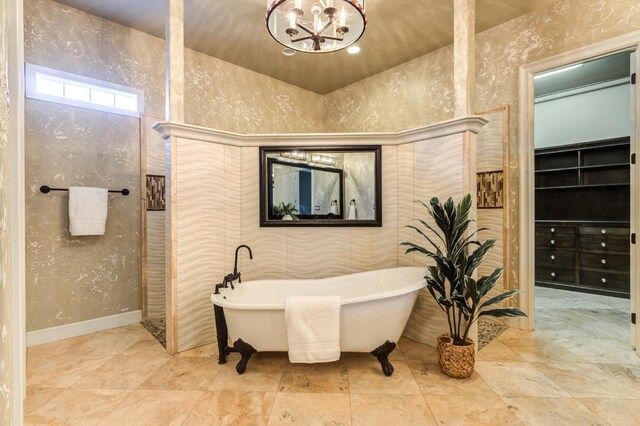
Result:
[233, 339, 257, 374]
[371, 340, 396, 376]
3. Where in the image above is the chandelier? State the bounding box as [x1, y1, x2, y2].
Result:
[266, 0, 367, 53]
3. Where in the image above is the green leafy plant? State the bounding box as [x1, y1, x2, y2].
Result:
[401, 194, 526, 346]
[272, 202, 298, 219]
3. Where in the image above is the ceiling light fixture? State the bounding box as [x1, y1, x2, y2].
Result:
[266, 0, 367, 54]
[346, 45, 360, 54]
[534, 64, 583, 79]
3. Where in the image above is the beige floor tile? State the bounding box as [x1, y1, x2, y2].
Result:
[425, 395, 522, 425]
[119, 336, 170, 357]
[139, 356, 221, 390]
[267, 392, 351, 425]
[351, 393, 436, 426]
[497, 328, 536, 340]
[71, 355, 169, 389]
[279, 362, 348, 393]
[183, 391, 276, 426]
[209, 370, 284, 392]
[533, 362, 640, 399]
[474, 361, 571, 398]
[560, 337, 640, 365]
[178, 342, 218, 357]
[477, 340, 526, 362]
[99, 389, 203, 426]
[23, 387, 64, 415]
[398, 337, 437, 363]
[408, 360, 496, 396]
[348, 358, 421, 395]
[26, 349, 51, 372]
[500, 337, 587, 363]
[503, 397, 608, 426]
[27, 354, 112, 388]
[24, 388, 130, 426]
[579, 398, 640, 425]
[28, 329, 147, 357]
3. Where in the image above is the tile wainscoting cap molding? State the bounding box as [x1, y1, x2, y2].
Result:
[152, 116, 489, 147]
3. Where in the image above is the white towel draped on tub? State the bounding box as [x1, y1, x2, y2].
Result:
[285, 296, 341, 363]
[68, 187, 108, 236]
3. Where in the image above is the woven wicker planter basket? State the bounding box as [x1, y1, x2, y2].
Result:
[437, 334, 476, 379]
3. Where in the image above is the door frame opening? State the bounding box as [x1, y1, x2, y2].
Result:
[518, 31, 640, 356]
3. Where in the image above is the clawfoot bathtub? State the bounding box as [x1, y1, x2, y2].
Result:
[211, 267, 425, 375]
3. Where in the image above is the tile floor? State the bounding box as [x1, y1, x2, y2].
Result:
[24, 289, 640, 425]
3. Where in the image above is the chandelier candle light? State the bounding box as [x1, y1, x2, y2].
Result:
[266, 0, 366, 53]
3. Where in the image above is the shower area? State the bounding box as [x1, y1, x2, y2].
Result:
[141, 115, 168, 347]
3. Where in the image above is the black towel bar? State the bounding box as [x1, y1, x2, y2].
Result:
[39, 185, 130, 196]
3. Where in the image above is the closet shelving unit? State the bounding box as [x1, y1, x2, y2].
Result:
[534, 137, 631, 298]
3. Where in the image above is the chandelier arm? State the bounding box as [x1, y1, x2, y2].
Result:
[322, 35, 344, 41]
[317, 19, 333, 36]
[296, 22, 315, 36]
[291, 36, 313, 43]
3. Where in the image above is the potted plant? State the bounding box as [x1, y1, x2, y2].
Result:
[401, 194, 526, 379]
[273, 202, 298, 220]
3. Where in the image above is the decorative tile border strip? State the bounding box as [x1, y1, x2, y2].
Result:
[477, 170, 504, 209]
[146, 174, 166, 211]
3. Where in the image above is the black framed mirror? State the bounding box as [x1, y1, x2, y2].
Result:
[260, 146, 382, 227]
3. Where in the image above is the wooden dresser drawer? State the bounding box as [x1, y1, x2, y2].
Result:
[536, 225, 576, 236]
[535, 266, 576, 284]
[580, 226, 629, 237]
[579, 270, 629, 292]
[580, 236, 629, 253]
[535, 233, 575, 248]
[535, 248, 575, 267]
[579, 252, 630, 271]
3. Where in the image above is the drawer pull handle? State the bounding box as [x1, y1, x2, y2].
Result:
[601, 229, 606, 234]
[550, 255, 555, 260]
[601, 259, 607, 264]
[550, 239, 555, 245]
[550, 227, 555, 233]
[551, 272, 556, 278]
[601, 278, 607, 283]
[601, 242, 606, 247]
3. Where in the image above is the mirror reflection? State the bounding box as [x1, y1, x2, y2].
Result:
[260, 146, 381, 227]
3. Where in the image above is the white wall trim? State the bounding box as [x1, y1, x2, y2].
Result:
[534, 77, 630, 104]
[151, 115, 489, 146]
[8, 0, 26, 422]
[519, 30, 640, 336]
[26, 310, 143, 347]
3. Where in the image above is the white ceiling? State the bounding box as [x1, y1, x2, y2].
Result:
[53, 0, 561, 94]
[535, 51, 633, 98]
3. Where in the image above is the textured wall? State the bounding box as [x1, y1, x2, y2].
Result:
[144, 116, 166, 319]
[400, 134, 469, 344]
[25, 100, 142, 331]
[476, 108, 508, 325]
[24, 0, 329, 333]
[185, 49, 324, 133]
[475, 0, 640, 293]
[323, 46, 454, 133]
[325, 0, 640, 295]
[0, 0, 13, 421]
[173, 143, 400, 351]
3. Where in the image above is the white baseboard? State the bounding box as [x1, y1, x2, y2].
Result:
[27, 310, 142, 347]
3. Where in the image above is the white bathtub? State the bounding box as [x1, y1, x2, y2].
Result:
[210, 267, 425, 353]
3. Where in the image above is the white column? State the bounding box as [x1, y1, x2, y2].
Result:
[164, 0, 184, 354]
[454, 0, 475, 117]
[165, 0, 184, 122]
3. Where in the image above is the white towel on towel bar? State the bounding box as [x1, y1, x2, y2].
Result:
[285, 296, 341, 363]
[68, 187, 108, 236]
